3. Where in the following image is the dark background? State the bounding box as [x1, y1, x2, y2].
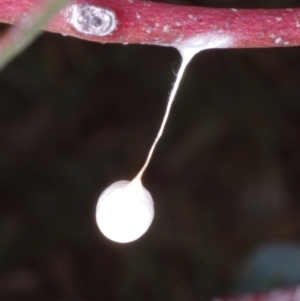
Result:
[1, 0, 300, 300]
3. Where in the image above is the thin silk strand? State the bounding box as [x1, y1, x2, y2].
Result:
[135, 55, 191, 179]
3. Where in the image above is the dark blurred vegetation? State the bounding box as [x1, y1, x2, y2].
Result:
[1, 0, 300, 300]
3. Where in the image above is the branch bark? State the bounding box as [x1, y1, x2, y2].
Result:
[214, 286, 300, 301]
[1, 0, 300, 49]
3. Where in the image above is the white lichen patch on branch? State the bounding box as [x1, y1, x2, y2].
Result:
[63, 4, 117, 36]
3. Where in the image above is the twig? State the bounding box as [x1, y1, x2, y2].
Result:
[213, 286, 300, 301]
[1, 0, 300, 50]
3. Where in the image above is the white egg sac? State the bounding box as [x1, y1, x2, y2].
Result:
[95, 178, 154, 243]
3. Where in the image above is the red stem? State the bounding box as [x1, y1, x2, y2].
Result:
[1, 0, 300, 49]
[215, 286, 300, 301]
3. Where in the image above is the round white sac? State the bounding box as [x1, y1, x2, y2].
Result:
[96, 178, 154, 243]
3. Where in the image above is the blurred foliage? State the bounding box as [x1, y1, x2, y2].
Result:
[1, 0, 300, 300]
[0, 0, 72, 70]
[233, 243, 300, 294]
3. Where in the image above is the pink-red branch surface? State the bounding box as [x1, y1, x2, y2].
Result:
[214, 286, 300, 301]
[1, 0, 300, 49]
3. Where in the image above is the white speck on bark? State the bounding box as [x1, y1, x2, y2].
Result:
[163, 25, 170, 33]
